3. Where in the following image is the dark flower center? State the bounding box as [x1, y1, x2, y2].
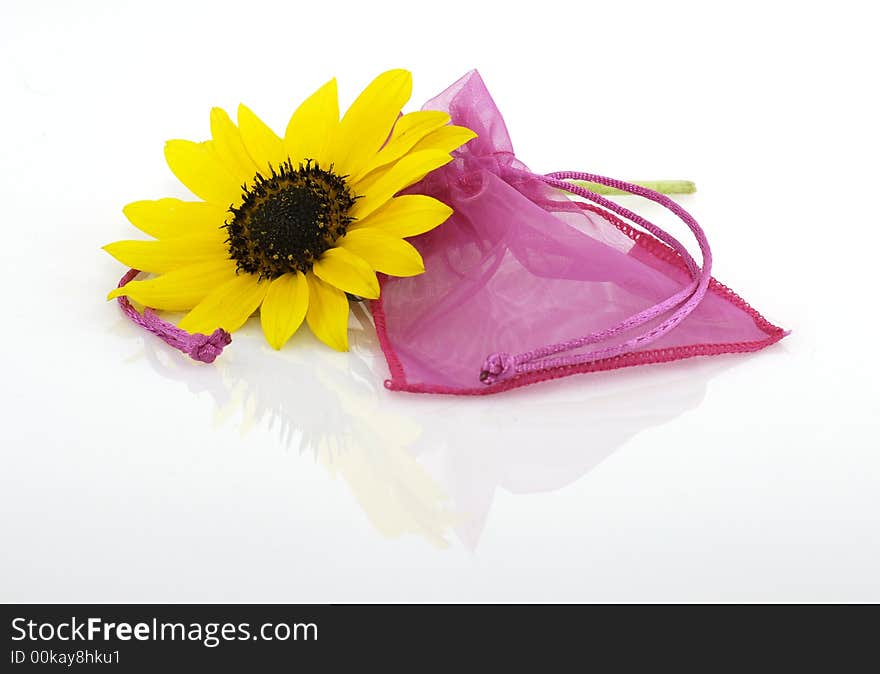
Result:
[225, 159, 356, 279]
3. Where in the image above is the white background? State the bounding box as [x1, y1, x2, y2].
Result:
[1, 0, 877, 602]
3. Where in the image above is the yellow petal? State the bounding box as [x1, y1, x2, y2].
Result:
[123, 199, 227, 239]
[237, 103, 287, 174]
[410, 124, 478, 155]
[260, 271, 309, 350]
[210, 107, 258, 182]
[351, 110, 450, 182]
[106, 259, 237, 311]
[103, 233, 227, 274]
[312, 247, 379, 299]
[348, 195, 453, 238]
[350, 149, 452, 220]
[326, 69, 412, 178]
[284, 78, 338, 167]
[352, 126, 476, 198]
[178, 272, 269, 334]
[338, 230, 425, 277]
[164, 140, 241, 207]
[305, 272, 350, 351]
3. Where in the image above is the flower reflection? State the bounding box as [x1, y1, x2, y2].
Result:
[129, 303, 458, 547]
[121, 303, 735, 550]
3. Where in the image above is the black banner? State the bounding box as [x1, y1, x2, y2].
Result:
[1, 604, 873, 670]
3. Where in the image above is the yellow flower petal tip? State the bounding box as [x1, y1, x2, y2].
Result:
[109, 71, 471, 352]
[320, 331, 350, 352]
[260, 272, 309, 350]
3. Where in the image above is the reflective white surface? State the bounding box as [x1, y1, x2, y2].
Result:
[1, 0, 878, 602]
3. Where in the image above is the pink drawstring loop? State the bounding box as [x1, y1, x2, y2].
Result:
[114, 268, 232, 363]
[480, 172, 713, 384]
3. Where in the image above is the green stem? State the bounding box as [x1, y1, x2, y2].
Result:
[570, 179, 696, 196]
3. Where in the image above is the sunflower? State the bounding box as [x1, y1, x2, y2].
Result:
[105, 69, 476, 351]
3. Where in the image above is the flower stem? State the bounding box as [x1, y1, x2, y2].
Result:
[570, 179, 696, 196]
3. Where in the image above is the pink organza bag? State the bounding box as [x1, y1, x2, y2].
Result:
[370, 71, 785, 394]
